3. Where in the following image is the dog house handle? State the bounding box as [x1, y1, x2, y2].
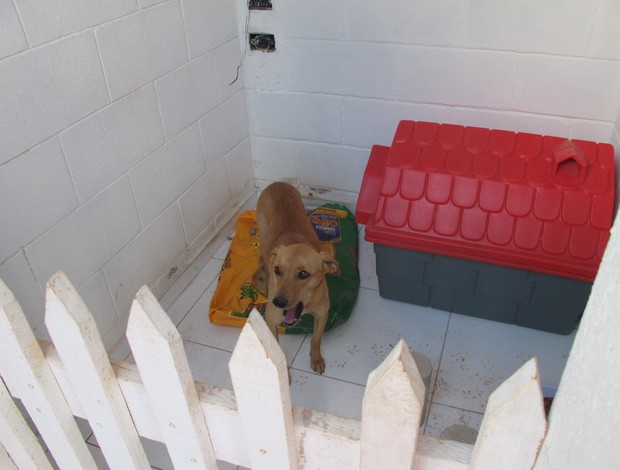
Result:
[552, 140, 588, 184]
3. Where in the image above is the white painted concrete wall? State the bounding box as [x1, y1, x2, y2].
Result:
[540, 89, 620, 468]
[0, 0, 253, 349]
[242, 0, 620, 197]
[535, 199, 620, 468]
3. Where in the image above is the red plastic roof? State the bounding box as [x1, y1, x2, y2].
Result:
[356, 121, 616, 282]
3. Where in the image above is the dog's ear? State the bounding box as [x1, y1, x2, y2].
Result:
[320, 251, 340, 275]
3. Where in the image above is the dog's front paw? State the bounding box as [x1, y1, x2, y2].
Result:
[311, 356, 325, 375]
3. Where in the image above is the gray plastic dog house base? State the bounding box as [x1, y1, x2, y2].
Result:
[374, 244, 591, 335]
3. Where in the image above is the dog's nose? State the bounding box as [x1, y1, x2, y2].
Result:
[272, 297, 288, 309]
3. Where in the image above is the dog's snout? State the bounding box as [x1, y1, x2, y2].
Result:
[273, 297, 288, 309]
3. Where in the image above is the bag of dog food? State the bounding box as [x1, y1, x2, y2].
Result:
[209, 204, 360, 334]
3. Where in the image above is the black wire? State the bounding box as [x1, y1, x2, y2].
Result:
[229, 7, 250, 86]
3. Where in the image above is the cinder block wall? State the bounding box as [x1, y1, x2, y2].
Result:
[0, 0, 253, 348]
[243, 0, 620, 199]
[3, 1, 620, 351]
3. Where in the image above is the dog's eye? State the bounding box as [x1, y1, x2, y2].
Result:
[274, 266, 282, 276]
[298, 270, 310, 279]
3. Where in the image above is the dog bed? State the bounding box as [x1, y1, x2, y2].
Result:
[209, 203, 360, 334]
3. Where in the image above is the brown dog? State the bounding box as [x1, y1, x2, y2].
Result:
[256, 182, 339, 374]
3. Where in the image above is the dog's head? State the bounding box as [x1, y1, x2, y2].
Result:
[267, 243, 339, 326]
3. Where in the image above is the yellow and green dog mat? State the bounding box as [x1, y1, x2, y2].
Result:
[209, 204, 360, 334]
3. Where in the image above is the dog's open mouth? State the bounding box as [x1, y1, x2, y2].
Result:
[283, 302, 303, 326]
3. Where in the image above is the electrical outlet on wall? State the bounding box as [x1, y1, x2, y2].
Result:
[249, 33, 276, 52]
[248, 0, 272, 10]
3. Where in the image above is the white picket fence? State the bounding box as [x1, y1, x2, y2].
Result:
[0, 271, 548, 469]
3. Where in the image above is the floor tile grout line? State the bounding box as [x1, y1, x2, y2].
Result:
[423, 311, 453, 433]
[427, 400, 485, 418]
[287, 333, 308, 366]
[183, 338, 238, 355]
[174, 275, 220, 329]
[288, 366, 368, 388]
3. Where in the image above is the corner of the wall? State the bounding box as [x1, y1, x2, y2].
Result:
[152, 180, 258, 304]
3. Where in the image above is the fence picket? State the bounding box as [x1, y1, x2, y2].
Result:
[0, 377, 52, 469]
[360, 339, 426, 469]
[294, 407, 361, 468]
[0, 279, 97, 469]
[470, 357, 547, 469]
[414, 436, 471, 469]
[127, 285, 217, 469]
[0, 442, 18, 470]
[0, 270, 551, 469]
[45, 348, 252, 467]
[229, 309, 299, 470]
[44, 271, 150, 470]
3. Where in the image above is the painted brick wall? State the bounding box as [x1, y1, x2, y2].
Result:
[241, 0, 620, 198]
[0, 0, 253, 349]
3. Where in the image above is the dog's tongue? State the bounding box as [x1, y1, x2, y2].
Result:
[283, 302, 303, 326]
[284, 307, 298, 325]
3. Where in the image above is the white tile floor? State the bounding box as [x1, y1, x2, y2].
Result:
[94, 216, 576, 469]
